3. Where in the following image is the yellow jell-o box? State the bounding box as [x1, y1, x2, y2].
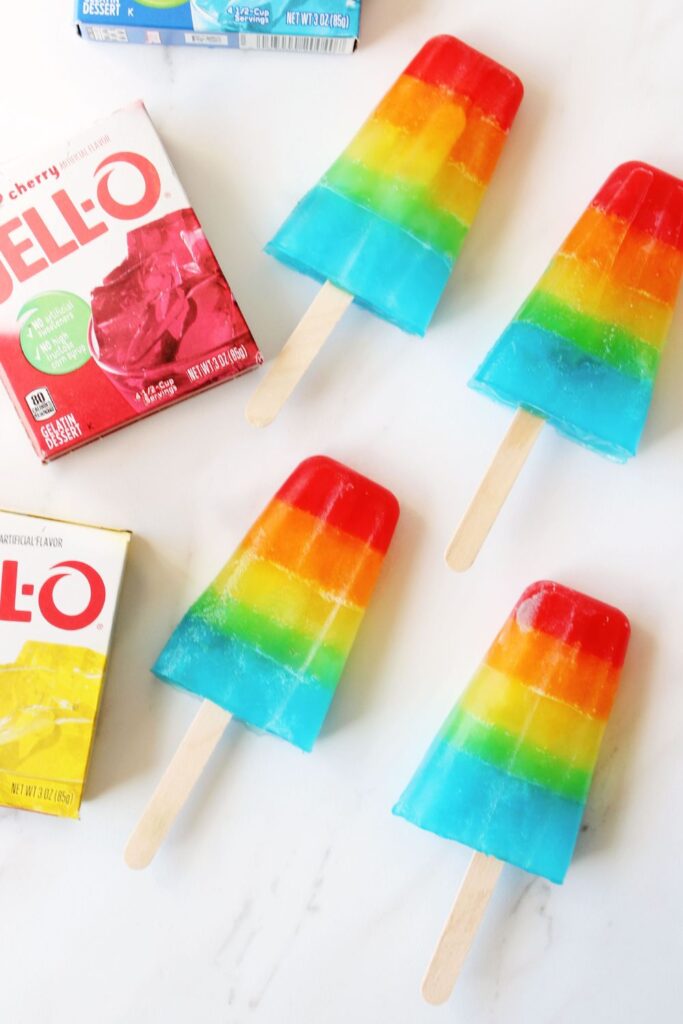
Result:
[0, 510, 130, 818]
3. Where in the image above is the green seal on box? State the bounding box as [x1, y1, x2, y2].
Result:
[18, 292, 92, 375]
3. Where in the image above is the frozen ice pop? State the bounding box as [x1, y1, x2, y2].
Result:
[472, 162, 683, 457]
[267, 35, 523, 334]
[125, 456, 399, 867]
[447, 162, 683, 571]
[247, 35, 523, 426]
[394, 581, 630, 1002]
[154, 455, 399, 751]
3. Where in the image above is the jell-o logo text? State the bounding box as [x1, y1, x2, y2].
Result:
[0, 151, 161, 304]
[0, 559, 107, 630]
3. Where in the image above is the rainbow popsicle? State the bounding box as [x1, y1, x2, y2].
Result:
[153, 456, 399, 752]
[394, 581, 630, 883]
[266, 35, 523, 336]
[471, 162, 683, 460]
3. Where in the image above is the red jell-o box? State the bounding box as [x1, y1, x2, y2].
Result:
[0, 102, 261, 461]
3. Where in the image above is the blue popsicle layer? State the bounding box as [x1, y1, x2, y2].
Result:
[265, 185, 453, 336]
[469, 321, 654, 461]
[153, 614, 334, 752]
[392, 739, 585, 883]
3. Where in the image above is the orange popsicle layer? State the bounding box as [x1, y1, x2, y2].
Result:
[561, 206, 683, 305]
[238, 498, 384, 607]
[486, 618, 621, 719]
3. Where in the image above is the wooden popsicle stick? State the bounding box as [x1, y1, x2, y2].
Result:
[246, 280, 354, 428]
[445, 408, 544, 572]
[124, 700, 232, 870]
[421, 851, 503, 1005]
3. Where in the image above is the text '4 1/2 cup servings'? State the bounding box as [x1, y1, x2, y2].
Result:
[394, 581, 630, 1004]
[447, 161, 683, 571]
[125, 456, 399, 868]
[0, 101, 260, 461]
[246, 35, 523, 427]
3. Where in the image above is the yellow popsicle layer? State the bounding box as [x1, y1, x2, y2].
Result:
[460, 664, 605, 770]
[212, 554, 364, 659]
[344, 105, 466, 189]
[538, 253, 673, 348]
[431, 161, 486, 228]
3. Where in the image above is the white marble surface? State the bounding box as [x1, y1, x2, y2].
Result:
[2, 1, 683, 1021]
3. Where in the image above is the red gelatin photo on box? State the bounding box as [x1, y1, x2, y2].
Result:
[0, 102, 261, 461]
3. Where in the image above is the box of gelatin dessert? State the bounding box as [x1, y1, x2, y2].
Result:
[75, 1, 361, 53]
[0, 101, 261, 462]
[0, 510, 130, 818]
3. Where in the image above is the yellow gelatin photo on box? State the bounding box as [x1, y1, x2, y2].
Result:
[0, 511, 130, 818]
